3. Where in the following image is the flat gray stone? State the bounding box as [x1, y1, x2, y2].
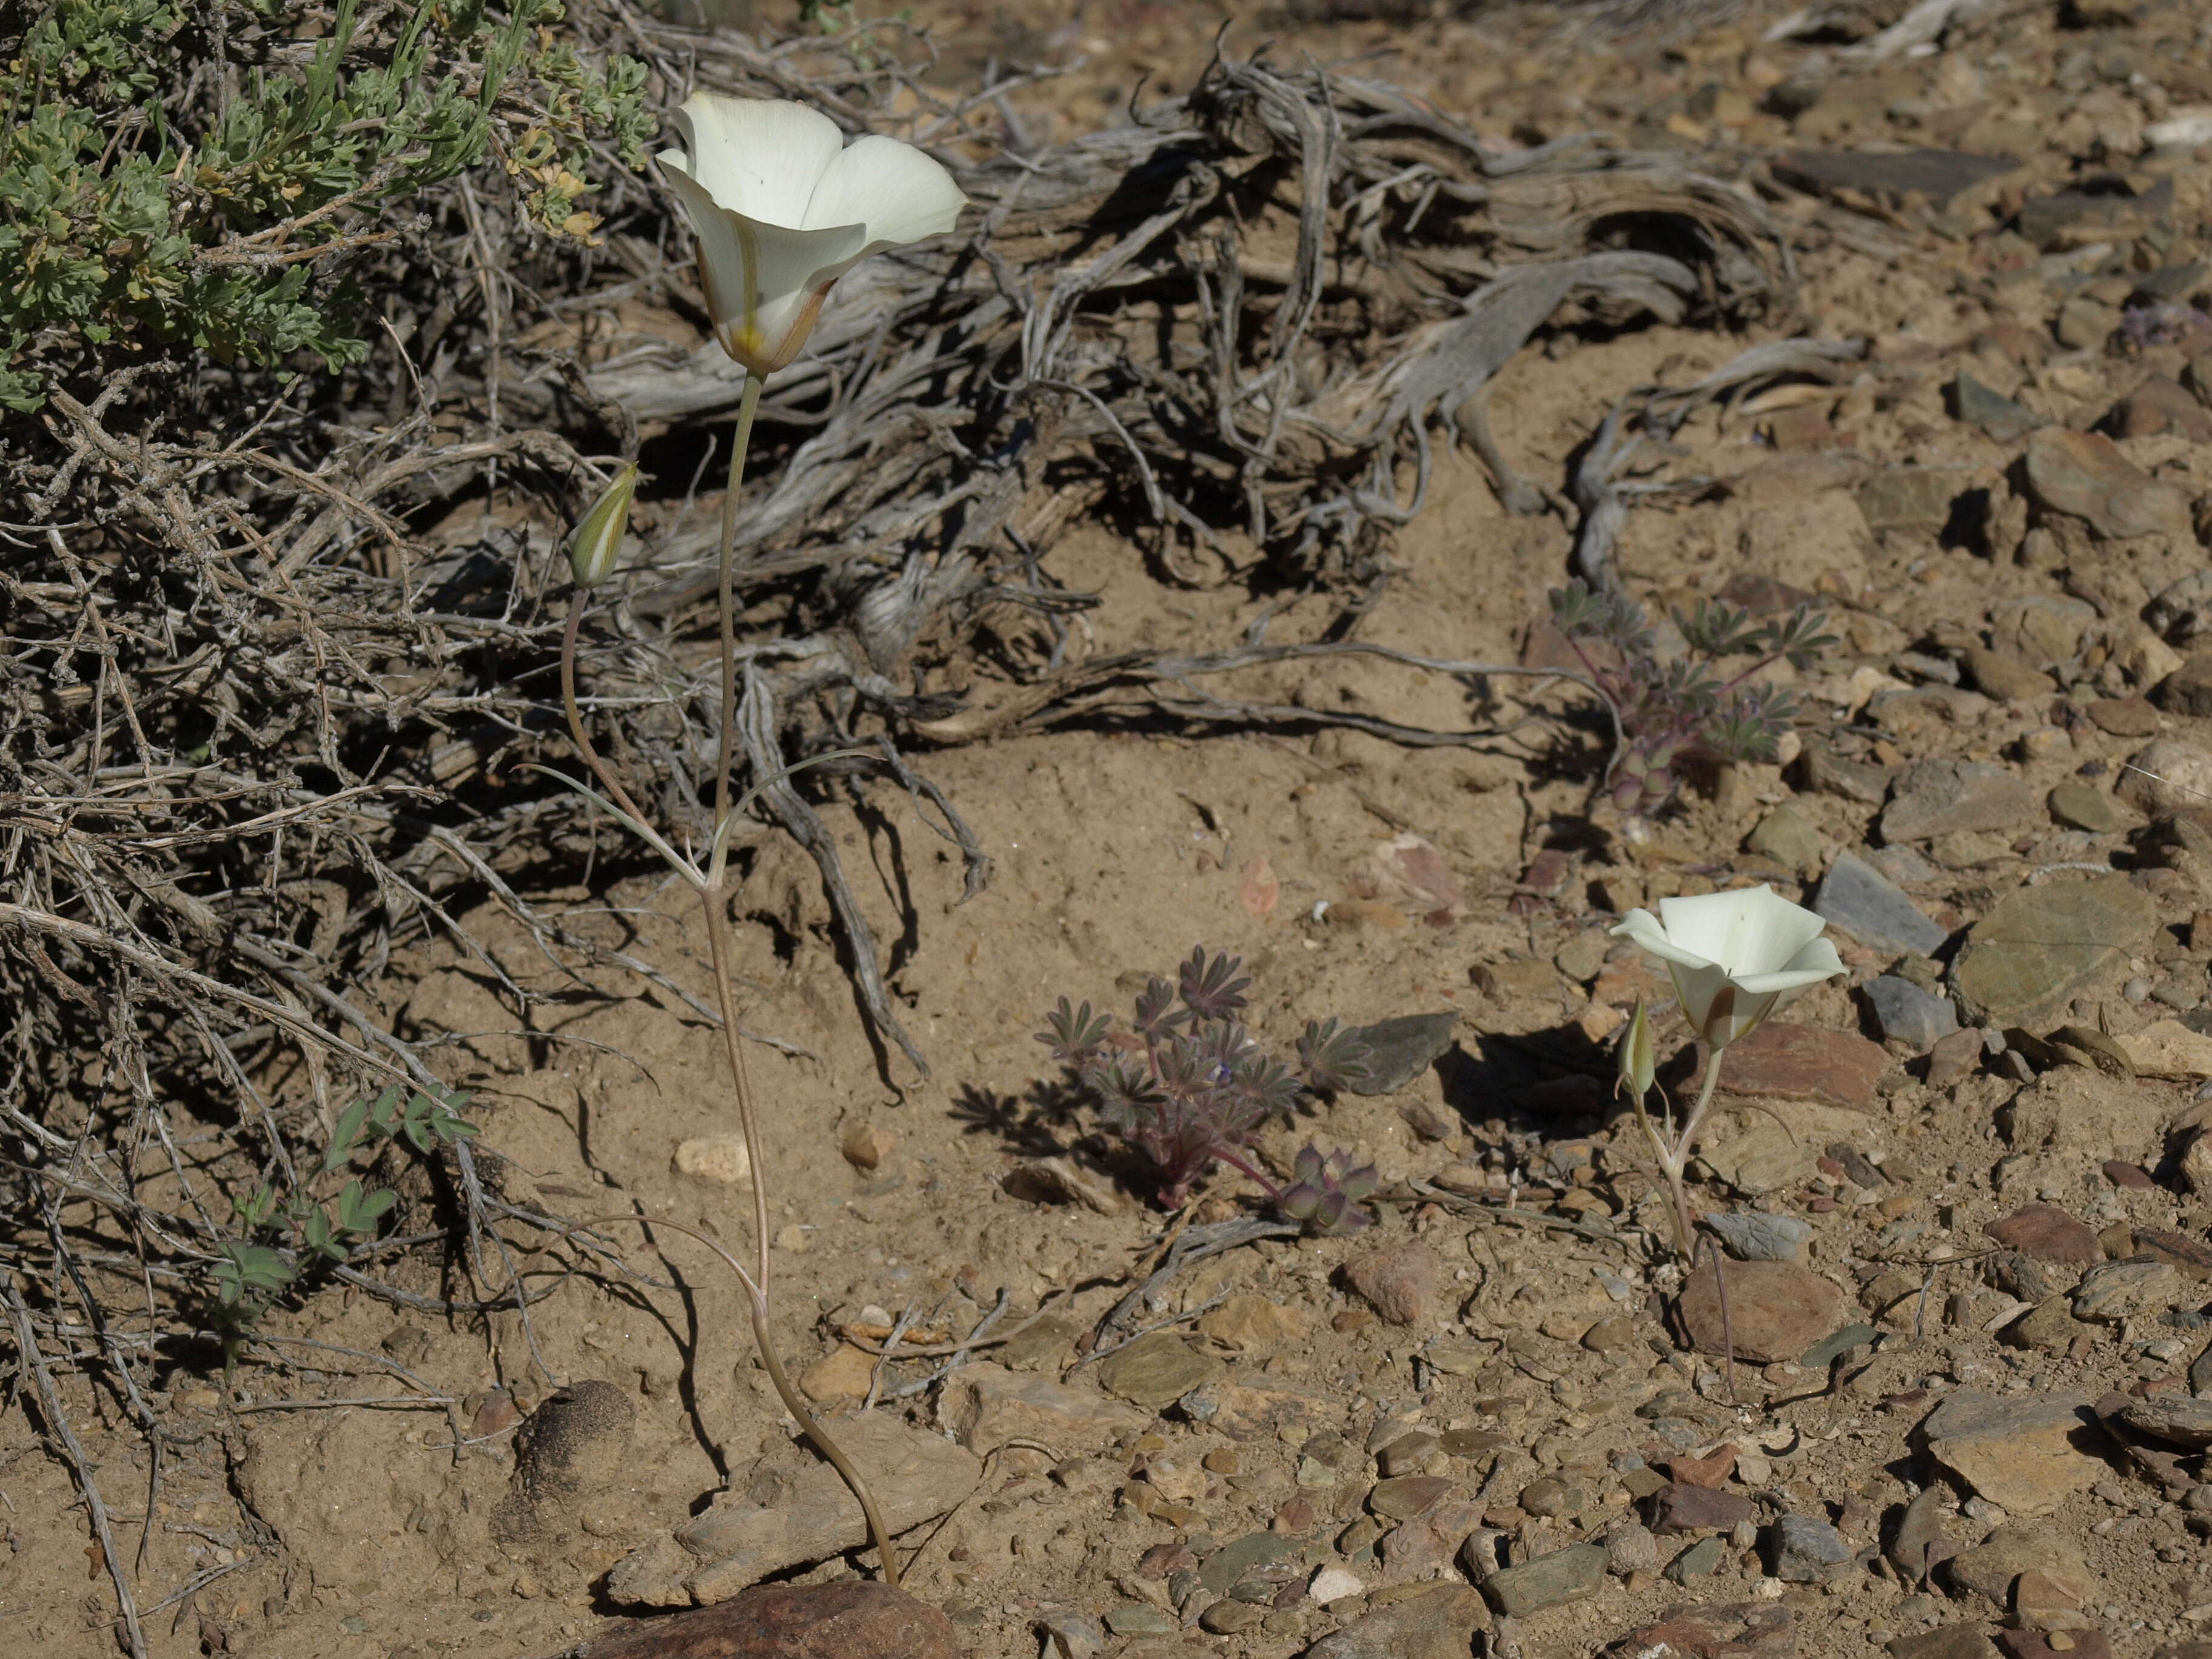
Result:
[1770, 1513, 1849, 1581]
[2024, 427, 2191, 540]
[1480, 1543, 1608, 1617]
[1862, 975, 1960, 1051]
[1701, 1210, 1812, 1262]
[1301, 1583, 1489, 1658]
[1881, 760, 2035, 843]
[2120, 1397, 2212, 1449]
[1777, 147, 2019, 206]
[1815, 851, 1948, 956]
[1856, 468, 1960, 533]
[1954, 372, 2047, 441]
[1950, 875, 2160, 1028]
[1343, 1011, 1458, 1095]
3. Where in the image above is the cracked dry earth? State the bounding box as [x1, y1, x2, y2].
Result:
[17, 1, 2212, 1657]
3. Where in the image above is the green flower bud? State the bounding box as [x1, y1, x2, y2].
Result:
[1617, 997, 1656, 1099]
[568, 463, 638, 589]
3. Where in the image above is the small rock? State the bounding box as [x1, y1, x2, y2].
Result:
[1342, 1012, 1458, 1094]
[1746, 805, 1823, 874]
[1960, 646, 2056, 702]
[2113, 375, 2212, 443]
[1954, 374, 2047, 443]
[1199, 1532, 1297, 1595]
[1777, 148, 2017, 206]
[1926, 1027, 1985, 1087]
[2006, 1297, 2091, 1355]
[2158, 649, 2212, 719]
[1199, 1599, 1266, 1635]
[1679, 1258, 1844, 1363]
[1106, 1603, 1178, 1637]
[1769, 1513, 1849, 1582]
[937, 1362, 1149, 1455]
[1816, 851, 1949, 957]
[1800, 743, 1893, 805]
[2053, 295, 2118, 352]
[2085, 697, 2160, 737]
[1369, 1475, 1454, 1520]
[2116, 740, 2212, 817]
[2046, 783, 2118, 834]
[1339, 1242, 1441, 1327]
[2118, 1019, 2212, 1081]
[501, 1379, 635, 1535]
[1666, 1536, 1728, 1583]
[674, 1133, 752, 1185]
[2023, 427, 2191, 540]
[1301, 1583, 1489, 1659]
[1309, 1565, 1364, 1605]
[1604, 1520, 1660, 1575]
[1984, 1205, 2101, 1266]
[1479, 1543, 1609, 1617]
[1889, 1629, 2001, 1659]
[1700, 1119, 1818, 1196]
[839, 1121, 891, 1171]
[1196, 1295, 1306, 1355]
[1997, 1632, 2111, 1659]
[1949, 876, 2159, 1028]
[2131, 1226, 2212, 1278]
[2120, 1397, 2212, 1449]
[1856, 468, 1960, 532]
[1096, 1332, 1227, 1409]
[1040, 1610, 1107, 1658]
[1945, 1524, 2095, 1610]
[1882, 759, 2037, 844]
[1704, 1018, 1893, 1111]
[2071, 1256, 2179, 1322]
[577, 1583, 960, 1659]
[1002, 1155, 1125, 1216]
[799, 1344, 877, 1405]
[1923, 1390, 2105, 1518]
[1863, 975, 1960, 1051]
[1605, 1603, 1794, 1659]
[1649, 1483, 1756, 1534]
[1991, 594, 2097, 670]
[1701, 1211, 1812, 1263]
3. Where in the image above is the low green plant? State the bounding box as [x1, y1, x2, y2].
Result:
[213, 1084, 475, 1346]
[0, 0, 652, 409]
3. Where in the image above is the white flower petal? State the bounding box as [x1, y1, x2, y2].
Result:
[668, 93, 843, 229]
[1655, 885, 1825, 976]
[1610, 908, 1715, 973]
[1666, 959, 1731, 1042]
[803, 133, 968, 247]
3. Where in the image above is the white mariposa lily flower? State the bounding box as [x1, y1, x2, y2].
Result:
[1610, 885, 1843, 1050]
[655, 93, 967, 378]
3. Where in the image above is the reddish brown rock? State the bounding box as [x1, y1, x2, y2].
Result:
[2102, 1159, 2157, 1191]
[1604, 1603, 1794, 1659]
[2086, 697, 2161, 738]
[1702, 1021, 1891, 1112]
[2113, 375, 2212, 443]
[2132, 1227, 2212, 1281]
[1984, 1204, 2101, 1266]
[1679, 1258, 1845, 1364]
[1649, 1481, 1756, 1533]
[1665, 1446, 1737, 1489]
[1926, 1027, 1985, 1087]
[1339, 1242, 1442, 1327]
[568, 1584, 961, 1659]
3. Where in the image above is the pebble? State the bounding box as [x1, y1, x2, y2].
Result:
[839, 1121, 891, 1171]
[1745, 805, 1823, 874]
[1196, 1295, 1306, 1355]
[2047, 783, 2119, 834]
[1946, 1524, 2094, 1609]
[1479, 1543, 1609, 1617]
[1704, 1020, 1892, 1113]
[1339, 1242, 1441, 1327]
[1370, 1475, 1453, 1521]
[937, 1362, 1149, 1456]
[2115, 740, 2212, 817]
[1862, 974, 1960, 1051]
[1607, 1603, 1795, 1659]
[1950, 876, 2159, 1028]
[1666, 1535, 1727, 1583]
[2071, 1257, 2179, 1323]
[1800, 743, 1892, 805]
[1880, 759, 2036, 844]
[798, 1342, 878, 1404]
[1889, 1628, 2002, 1659]
[1341, 1011, 1458, 1095]
[2157, 651, 2212, 719]
[1679, 1258, 1844, 1363]
[674, 1133, 752, 1185]
[2112, 375, 2212, 443]
[1040, 1610, 1107, 1658]
[1923, 1391, 2105, 1517]
[1701, 1210, 1812, 1263]
[1651, 1483, 1756, 1533]
[2085, 696, 2160, 737]
[1815, 850, 1949, 957]
[1855, 468, 1959, 532]
[1096, 1332, 1225, 1408]
[1926, 1027, 1985, 1087]
[2023, 427, 2192, 540]
[1769, 1514, 1849, 1582]
[1198, 1598, 1266, 1634]
[1984, 1204, 2101, 1267]
[1954, 372, 2047, 442]
[2121, 1396, 2212, 1449]
[1604, 1520, 1660, 1575]
[1302, 1583, 1490, 1659]
[1309, 1565, 1364, 1605]
[1197, 1532, 1295, 1595]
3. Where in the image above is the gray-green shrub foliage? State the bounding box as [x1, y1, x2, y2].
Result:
[0, 0, 652, 409]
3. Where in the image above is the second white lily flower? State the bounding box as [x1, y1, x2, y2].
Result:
[1610, 885, 1843, 1051]
[656, 93, 967, 377]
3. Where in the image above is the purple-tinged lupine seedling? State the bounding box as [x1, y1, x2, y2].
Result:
[1038, 947, 1378, 1232]
[1549, 580, 1834, 813]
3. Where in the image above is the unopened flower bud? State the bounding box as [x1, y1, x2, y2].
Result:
[568, 463, 638, 589]
[1618, 997, 1656, 1099]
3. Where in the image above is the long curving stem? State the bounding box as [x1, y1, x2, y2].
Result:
[566, 1213, 900, 1584]
[1631, 1044, 1726, 1264]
